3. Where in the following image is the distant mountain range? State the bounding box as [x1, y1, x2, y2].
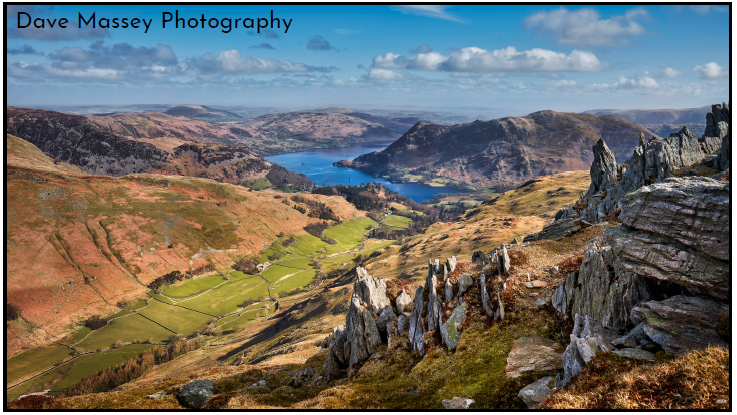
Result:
[339, 110, 658, 191]
[165, 104, 245, 122]
[584, 105, 711, 138]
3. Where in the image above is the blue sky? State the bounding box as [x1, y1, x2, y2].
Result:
[6, 4, 730, 114]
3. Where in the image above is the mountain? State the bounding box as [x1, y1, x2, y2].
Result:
[165, 104, 245, 122]
[341, 110, 658, 191]
[289, 107, 421, 136]
[7, 107, 274, 184]
[583, 105, 711, 125]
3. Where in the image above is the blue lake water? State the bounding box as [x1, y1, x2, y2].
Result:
[265, 142, 463, 203]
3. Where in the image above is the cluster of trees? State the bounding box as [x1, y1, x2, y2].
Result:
[84, 315, 109, 330]
[61, 338, 202, 397]
[291, 195, 339, 221]
[233, 258, 257, 274]
[303, 221, 330, 238]
[266, 164, 314, 191]
[148, 264, 217, 291]
[6, 303, 21, 321]
[313, 184, 388, 212]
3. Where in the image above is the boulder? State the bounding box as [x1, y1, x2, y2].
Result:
[557, 314, 617, 387]
[505, 336, 564, 378]
[611, 323, 649, 348]
[630, 295, 729, 356]
[518, 376, 555, 409]
[354, 267, 390, 315]
[704, 102, 730, 140]
[445, 256, 458, 275]
[248, 380, 270, 390]
[612, 348, 656, 362]
[499, 245, 511, 275]
[324, 325, 348, 381]
[471, 250, 485, 264]
[395, 289, 411, 314]
[397, 314, 408, 336]
[407, 285, 426, 355]
[178, 379, 215, 409]
[457, 273, 474, 305]
[440, 303, 467, 350]
[617, 177, 729, 262]
[524, 215, 581, 242]
[346, 294, 382, 370]
[442, 397, 475, 409]
[377, 305, 397, 333]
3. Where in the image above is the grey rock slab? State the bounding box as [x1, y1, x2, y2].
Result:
[395, 289, 411, 314]
[346, 294, 382, 370]
[354, 266, 391, 315]
[518, 376, 555, 409]
[407, 285, 426, 355]
[505, 336, 564, 378]
[248, 379, 270, 390]
[442, 397, 475, 409]
[612, 348, 656, 362]
[440, 304, 467, 350]
[377, 305, 397, 333]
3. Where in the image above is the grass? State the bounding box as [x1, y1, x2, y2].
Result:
[178, 271, 270, 316]
[322, 217, 376, 255]
[74, 313, 173, 351]
[544, 347, 730, 409]
[136, 297, 215, 336]
[216, 302, 275, 333]
[7, 345, 76, 385]
[241, 177, 272, 190]
[271, 269, 317, 292]
[161, 274, 225, 298]
[66, 327, 93, 345]
[6, 344, 154, 402]
[383, 215, 413, 229]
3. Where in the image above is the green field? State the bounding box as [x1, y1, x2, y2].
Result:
[7, 345, 75, 385]
[320, 239, 394, 275]
[66, 327, 93, 345]
[383, 215, 413, 228]
[322, 217, 376, 254]
[161, 274, 225, 298]
[178, 272, 270, 316]
[271, 268, 317, 293]
[257, 232, 329, 262]
[7, 344, 153, 402]
[215, 302, 273, 333]
[137, 298, 214, 336]
[241, 177, 272, 190]
[74, 313, 174, 351]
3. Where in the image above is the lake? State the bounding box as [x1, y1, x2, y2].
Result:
[265, 142, 463, 203]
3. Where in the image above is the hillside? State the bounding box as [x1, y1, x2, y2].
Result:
[341, 111, 657, 191]
[165, 104, 245, 122]
[583, 105, 710, 125]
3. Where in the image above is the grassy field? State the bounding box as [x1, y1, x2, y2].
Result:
[74, 313, 174, 351]
[322, 217, 376, 255]
[320, 239, 395, 275]
[7, 345, 75, 386]
[179, 272, 270, 316]
[161, 274, 225, 298]
[7, 344, 153, 402]
[271, 269, 317, 293]
[66, 327, 93, 345]
[257, 231, 329, 262]
[241, 177, 272, 190]
[215, 302, 274, 333]
[383, 215, 413, 228]
[137, 298, 215, 336]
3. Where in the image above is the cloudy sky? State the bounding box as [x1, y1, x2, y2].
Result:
[6, 4, 730, 114]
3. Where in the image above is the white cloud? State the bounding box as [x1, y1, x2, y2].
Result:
[690, 5, 728, 14]
[660, 67, 683, 78]
[615, 72, 659, 89]
[693, 62, 728, 79]
[365, 68, 419, 81]
[525, 7, 647, 47]
[372, 46, 606, 73]
[390, 5, 464, 23]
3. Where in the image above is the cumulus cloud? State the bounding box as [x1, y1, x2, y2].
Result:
[372, 46, 606, 73]
[307, 35, 336, 51]
[408, 43, 434, 54]
[8, 19, 108, 41]
[525, 7, 647, 47]
[659, 67, 683, 78]
[390, 5, 464, 22]
[693, 62, 728, 79]
[690, 5, 728, 14]
[250, 43, 275, 50]
[8, 44, 45, 55]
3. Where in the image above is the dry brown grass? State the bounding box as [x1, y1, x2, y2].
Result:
[544, 347, 730, 409]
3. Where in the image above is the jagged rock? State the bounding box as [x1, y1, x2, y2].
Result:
[427, 274, 441, 333]
[471, 250, 485, 264]
[612, 323, 649, 348]
[558, 314, 617, 387]
[433, 258, 441, 274]
[442, 397, 475, 409]
[377, 305, 397, 333]
[445, 278, 454, 302]
[457, 273, 474, 305]
[146, 391, 167, 399]
[248, 380, 270, 390]
[587, 138, 619, 199]
[494, 292, 505, 321]
[505, 336, 564, 378]
[386, 320, 399, 348]
[324, 325, 348, 381]
[440, 303, 466, 350]
[524, 280, 547, 289]
[499, 245, 511, 275]
[612, 348, 656, 362]
[397, 314, 408, 336]
[630, 295, 729, 356]
[717, 132, 730, 171]
[346, 294, 382, 370]
[518, 377, 555, 409]
[704, 102, 730, 139]
[618, 177, 729, 262]
[551, 273, 576, 315]
[395, 289, 411, 314]
[354, 267, 390, 315]
[480, 274, 494, 317]
[178, 379, 215, 409]
[407, 285, 426, 355]
[524, 214, 581, 242]
[445, 256, 457, 276]
[607, 225, 729, 300]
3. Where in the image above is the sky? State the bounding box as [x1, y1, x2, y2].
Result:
[6, 4, 731, 114]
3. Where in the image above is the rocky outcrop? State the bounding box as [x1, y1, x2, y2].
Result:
[377, 305, 397, 334]
[518, 377, 555, 409]
[407, 285, 426, 355]
[523, 214, 581, 243]
[354, 267, 390, 315]
[505, 336, 564, 378]
[345, 295, 382, 370]
[630, 295, 729, 356]
[426, 262, 441, 333]
[704, 102, 730, 140]
[556, 315, 617, 387]
[457, 273, 473, 305]
[324, 325, 348, 381]
[440, 304, 467, 350]
[395, 290, 411, 314]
